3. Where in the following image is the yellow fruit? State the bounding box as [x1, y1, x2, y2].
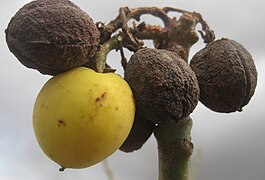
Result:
[33, 67, 135, 169]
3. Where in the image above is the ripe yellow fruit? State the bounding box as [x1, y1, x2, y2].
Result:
[33, 67, 135, 169]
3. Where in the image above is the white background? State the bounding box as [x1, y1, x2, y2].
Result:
[0, 0, 265, 180]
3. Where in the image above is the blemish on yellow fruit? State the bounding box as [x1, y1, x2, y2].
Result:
[95, 92, 107, 102]
[57, 120, 66, 127]
[33, 67, 135, 169]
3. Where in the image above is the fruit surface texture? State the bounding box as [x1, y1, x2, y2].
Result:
[125, 48, 199, 123]
[190, 38, 257, 113]
[33, 67, 135, 169]
[5, 0, 100, 75]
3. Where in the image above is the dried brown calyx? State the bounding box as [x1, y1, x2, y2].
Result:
[119, 112, 155, 153]
[125, 48, 199, 123]
[5, 0, 100, 75]
[190, 38, 257, 113]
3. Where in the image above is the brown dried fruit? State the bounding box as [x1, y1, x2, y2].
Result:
[5, 0, 100, 75]
[125, 48, 199, 123]
[119, 112, 155, 153]
[190, 38, 257, 113]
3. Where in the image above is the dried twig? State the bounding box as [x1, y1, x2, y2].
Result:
[119, 47, 127, 71]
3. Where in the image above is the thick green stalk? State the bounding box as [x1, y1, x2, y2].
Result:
[154, 117, 193, 180]
[90, 34, 122, 73]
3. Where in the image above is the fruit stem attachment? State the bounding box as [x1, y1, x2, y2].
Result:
[59, 166, 66, 172]
[85, 33, 123, 73]
[154, 117, 193, 180]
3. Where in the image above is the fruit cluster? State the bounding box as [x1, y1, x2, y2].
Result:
[6, 0, 257, 170]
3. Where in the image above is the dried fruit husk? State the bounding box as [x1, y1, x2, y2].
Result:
[5, 0, 100, 75]
[119, 112, 155, 153]
[190, 38, 257, 113]
[125, 48, 199, 123]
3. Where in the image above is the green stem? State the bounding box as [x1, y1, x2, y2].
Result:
[91, 34, 122, 73]
[88, 30, 165, 73]
[154, 117, 193, 180]
[88, 30, 157, 73]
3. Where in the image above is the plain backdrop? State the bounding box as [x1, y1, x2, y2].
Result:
[0, 0, 265, 180]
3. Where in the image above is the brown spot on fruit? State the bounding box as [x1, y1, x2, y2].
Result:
[101, 92, 107, 98]
[57, 119, 66, 127]
[190, 38, 257, 113]
[95, 92, 107, 102]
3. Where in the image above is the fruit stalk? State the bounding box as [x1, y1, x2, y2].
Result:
[154, 117, 193, 180]
[89, 33, 122, 72]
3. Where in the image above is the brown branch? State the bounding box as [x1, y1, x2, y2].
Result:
[153, 13, 199, 61]
[93, 6, 215, 72]
[193, 12, 215, 43]
[99, 7, 172, 44]
[98, 6, 215, 48]
[163, 7, 191, 14]
[161, 7, 215, 44]
[127, 7, 171, 25]
[119, 47, 127, 71]
[119, 7, 143, 52]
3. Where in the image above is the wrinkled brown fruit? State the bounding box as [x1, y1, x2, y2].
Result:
[125, 48, 199, 123]
[190, 38, 257, 113]
[5, 0, 100, 75]
[119, 112, 155, 153]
